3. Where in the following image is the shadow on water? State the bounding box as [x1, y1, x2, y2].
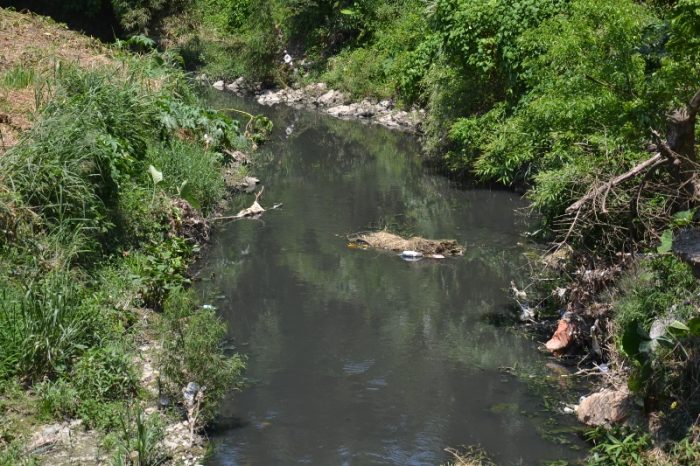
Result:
[197, 90, 587, 465]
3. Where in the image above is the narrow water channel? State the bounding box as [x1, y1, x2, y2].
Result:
[198, 91, 585, 465]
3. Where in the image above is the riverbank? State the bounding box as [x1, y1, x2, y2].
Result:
[0, 8, 252, 464]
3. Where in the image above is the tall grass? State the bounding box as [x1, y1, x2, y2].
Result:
[2, 65, 36, 89]
[0, 271, 100, 380]
[0, 55, 245, 447]
[0, 66, 159, 244]
[147, 140, 226, 213]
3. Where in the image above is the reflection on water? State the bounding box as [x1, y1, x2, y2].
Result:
[198, 91, 585, 465]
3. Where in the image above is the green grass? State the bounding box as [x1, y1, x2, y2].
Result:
[2, 65, 36, 89]
[0, 271, 103, 381]
[146, 139, 226, 213]
[0, 43, 246, 460]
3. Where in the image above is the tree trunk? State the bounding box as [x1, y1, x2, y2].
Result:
[662, 89, 700, 201]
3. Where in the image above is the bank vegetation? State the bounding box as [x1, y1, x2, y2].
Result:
[0, 8, 251, 464]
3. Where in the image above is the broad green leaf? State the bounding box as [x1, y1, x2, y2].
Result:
[672, 209, 695, 227]
[621, 322, 645, 358]
[668, 320, 690, 332]
[179, 181, 201, 210]
[148, 165, 163, 185]
[657, 229, 673, 254]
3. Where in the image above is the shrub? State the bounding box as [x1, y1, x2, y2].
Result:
[158, 287, 245, 424]
[72, 345, 139, 402]
[147, 140, 225, 213]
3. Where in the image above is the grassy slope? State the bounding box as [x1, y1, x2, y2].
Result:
[0, 8, 247, 465]
[0, 9, 113, 151]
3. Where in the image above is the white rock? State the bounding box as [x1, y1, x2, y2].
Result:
[326, 104, 353, 117]
[318, 90, 343, 107]
[212, 80, 224, 90]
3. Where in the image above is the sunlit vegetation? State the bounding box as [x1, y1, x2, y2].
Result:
[0, 8, 246, 463]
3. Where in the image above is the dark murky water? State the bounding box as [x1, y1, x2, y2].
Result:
[198, 92, 585, 465]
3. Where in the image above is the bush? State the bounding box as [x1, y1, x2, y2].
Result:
[147, 140, 225, 213]
[73, 345, 139, 402]
[158, 287, 245, 424]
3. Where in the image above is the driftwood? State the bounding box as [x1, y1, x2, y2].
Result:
[348, 230, 464, 256]
[213, 187, 282, 221]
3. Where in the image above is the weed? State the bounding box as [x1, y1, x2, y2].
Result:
[158, 287, 245, 426]
[2, 65, 36, 89]
[0, 440, 39, 466]
[36, 379, 80, 421]
[73, 344, 139, 402]
[586, 427, 652, 465]
[127, 236, 194, 310]
[0, 271, 102, 381]
[147, 140, 225, 214]
[112, 406, 167, 466]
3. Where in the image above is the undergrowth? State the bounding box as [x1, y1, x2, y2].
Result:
[0, 22, 247, 462]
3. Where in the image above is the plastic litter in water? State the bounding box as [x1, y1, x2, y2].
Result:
[400, 250, 423, 261]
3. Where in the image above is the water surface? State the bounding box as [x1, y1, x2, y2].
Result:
[198, 92, 584, 465]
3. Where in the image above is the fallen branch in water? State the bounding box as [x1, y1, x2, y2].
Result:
[212, 187, 283, 221]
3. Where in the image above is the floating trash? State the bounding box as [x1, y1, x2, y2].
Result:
[347, 230, 464, 257]
[400, 250, 423, 261]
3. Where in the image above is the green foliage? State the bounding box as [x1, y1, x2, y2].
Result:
[615, 256, 698, 334]
[111, 407, 166, 466]
[36, 379, 81, 420]
[158, 287, 245, 423]
[612, 256, 700, 445]
[73, 345, 139, 402]
[0, 271, 101, 381]
[117, 34, 157, 53]
[147, 141, 225, 213]
[111, 0, 192, 32]
[431, 0, 566, 78]
[322, 3, 428, 101]
[1, 65, 36, 89]
[127, 237, 194, 309]
[1, 66, 160, 242]
[157, 98, 243, 151]
[586, 427, 652, 465]
[0, 440, 39, 466]
[0, 43, 246, 450]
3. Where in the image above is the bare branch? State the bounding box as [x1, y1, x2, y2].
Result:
[566, 153, 665, 215]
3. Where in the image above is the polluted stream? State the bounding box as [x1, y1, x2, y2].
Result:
[197, 91, 586, 465]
